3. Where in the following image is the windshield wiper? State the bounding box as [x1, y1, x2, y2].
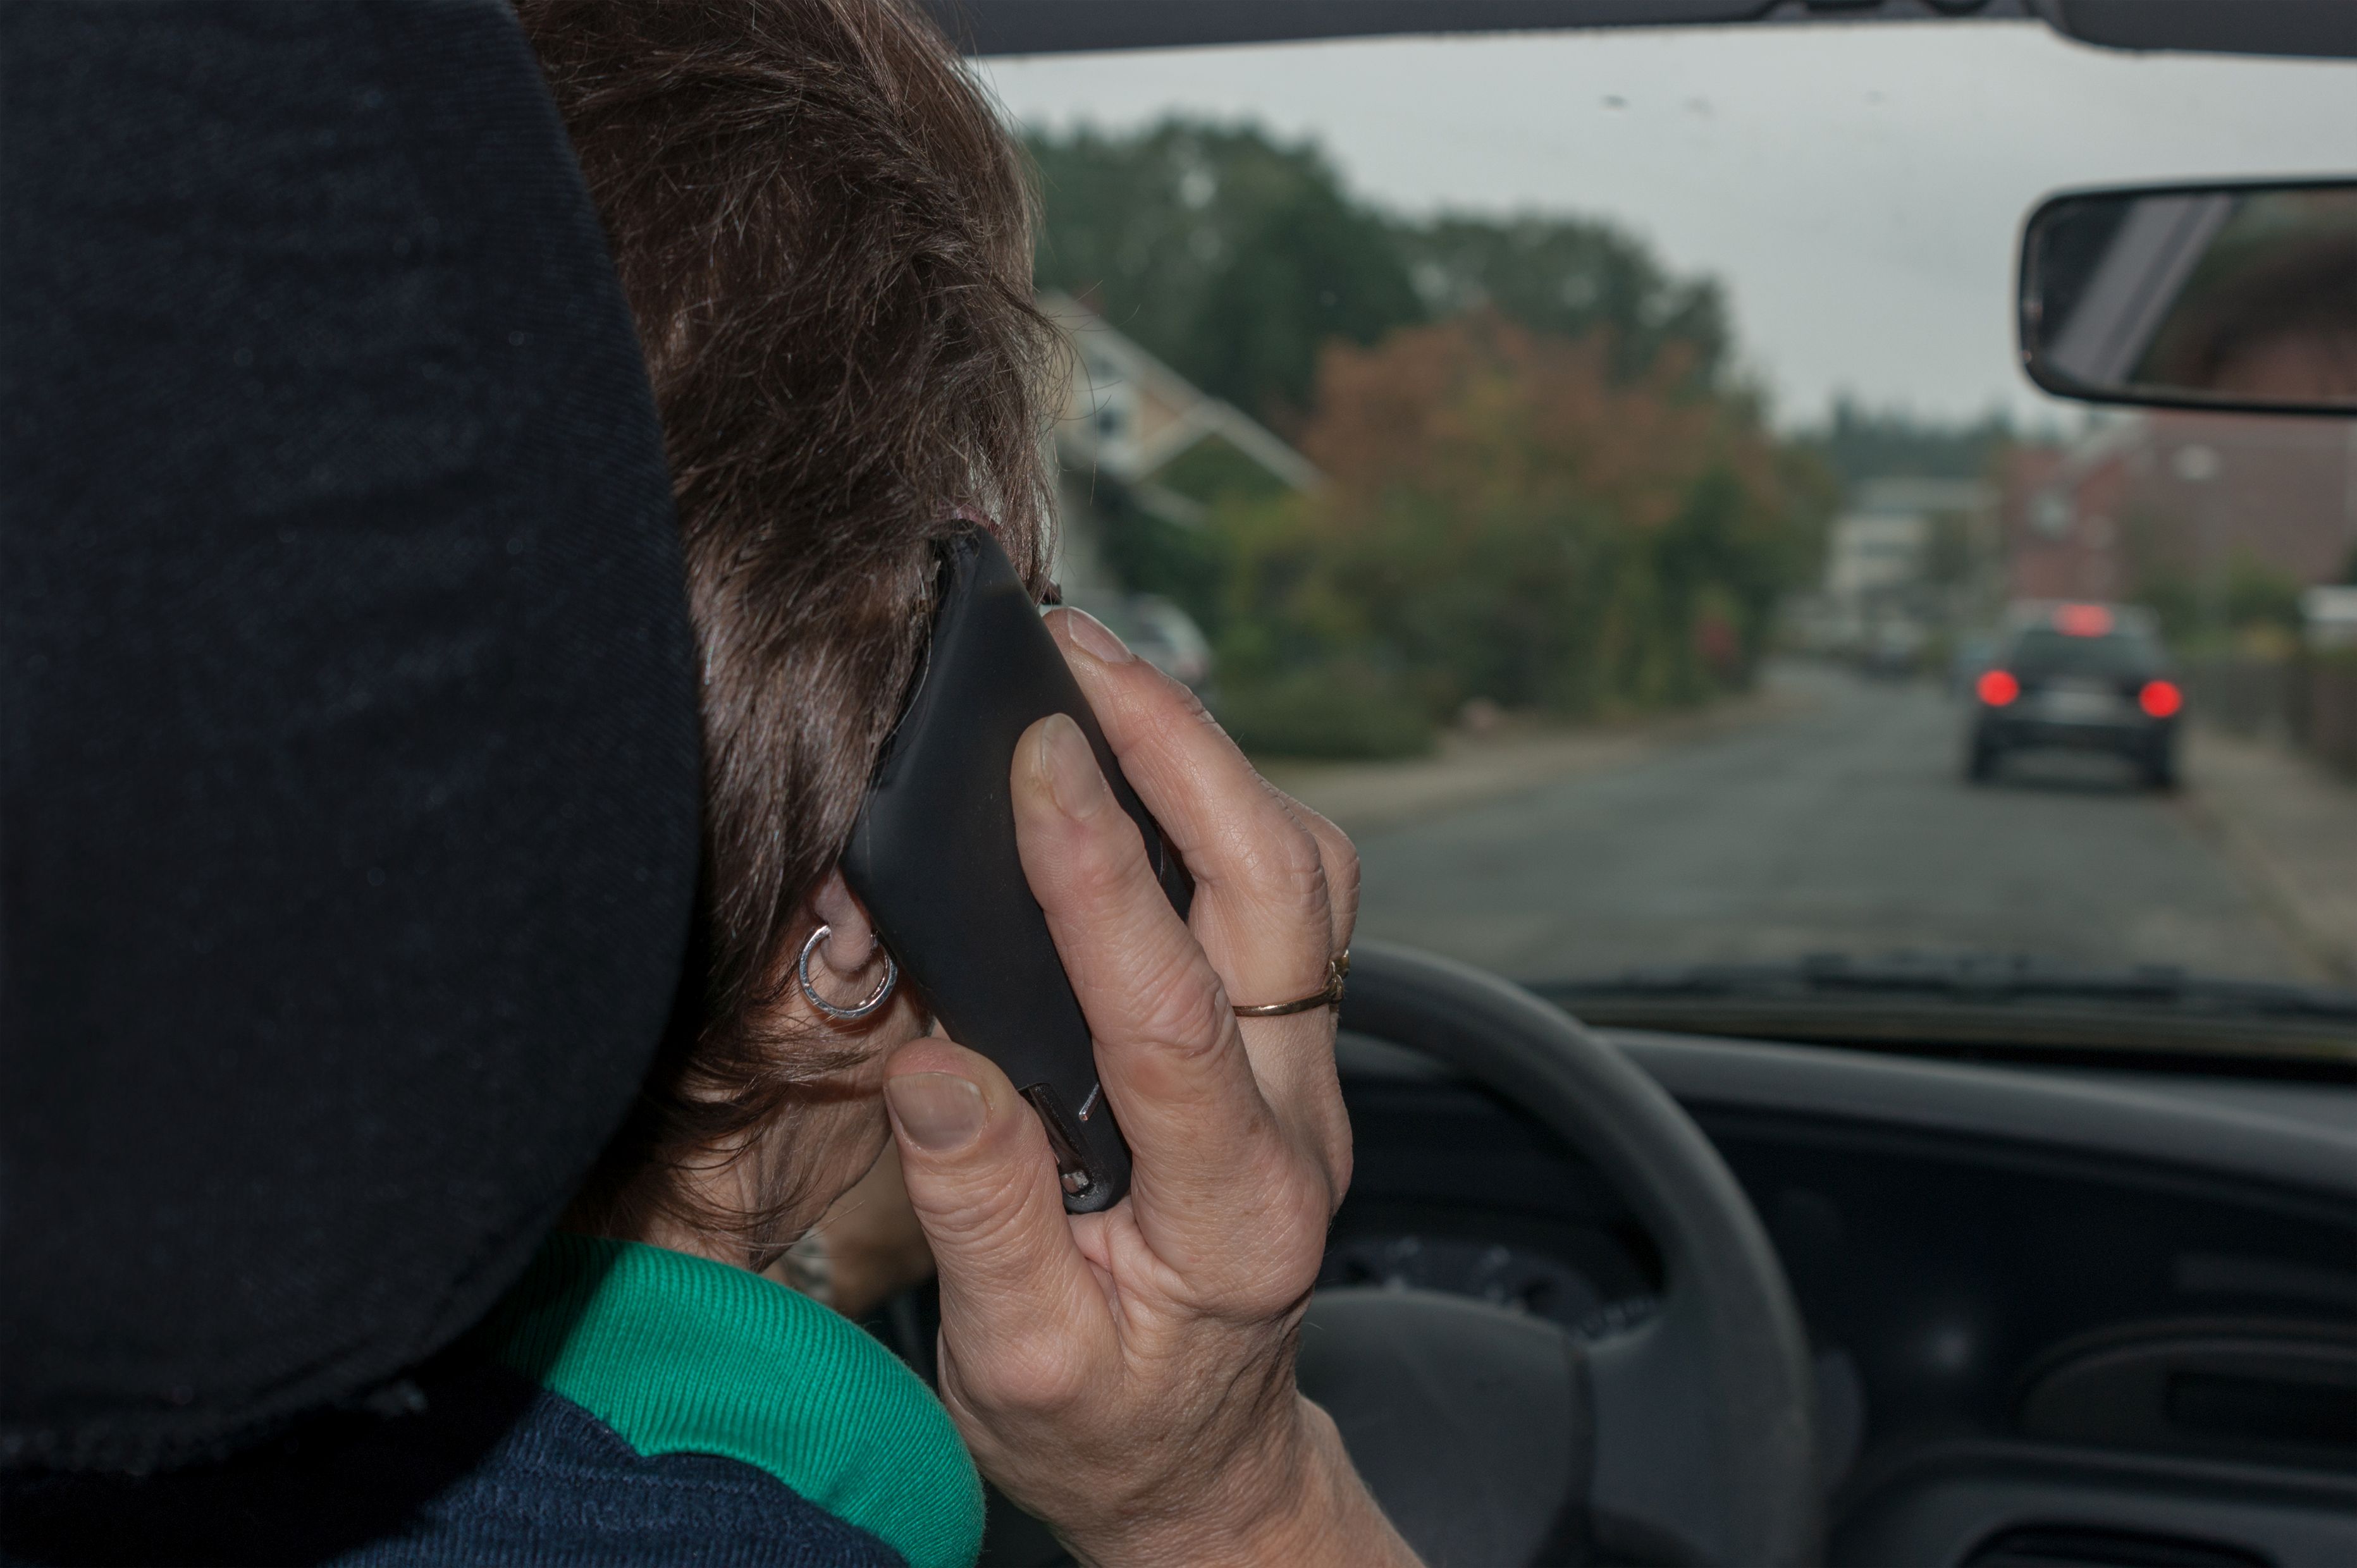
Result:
[1529, 953, 2357, 1074]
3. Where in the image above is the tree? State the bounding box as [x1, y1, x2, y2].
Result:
[1028, 122, 1422, 423]
[1027, 118, 1736, 426]
[1394, 215, 1732, 389]
[1023, 117, 1831, 756]
[1187, 176, 1425, 426]
[1794, 398, 2017, 493]
[1219, 312, 1823, 725]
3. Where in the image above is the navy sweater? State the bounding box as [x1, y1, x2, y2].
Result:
[2, 1240, 982, 1567]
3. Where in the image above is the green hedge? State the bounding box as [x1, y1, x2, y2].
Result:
[1214, 665, 1436, 761]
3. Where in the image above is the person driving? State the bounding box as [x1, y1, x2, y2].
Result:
[446, 3, 1421, 1564]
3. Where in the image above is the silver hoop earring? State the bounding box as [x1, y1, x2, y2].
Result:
[797, 924, 898, 1022]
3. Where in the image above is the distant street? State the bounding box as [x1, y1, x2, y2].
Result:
[1347, 663, 2322, 987]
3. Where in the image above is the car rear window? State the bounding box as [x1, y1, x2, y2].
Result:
[2008, 628, 2162, 678]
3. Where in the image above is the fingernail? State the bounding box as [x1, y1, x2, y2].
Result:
[887, 1072, 986, 1153]
[1038, 712, 1109, 820]
[1061, 608, 1134, 665]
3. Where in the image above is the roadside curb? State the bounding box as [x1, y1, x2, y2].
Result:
[2174, 728, 2357, 987]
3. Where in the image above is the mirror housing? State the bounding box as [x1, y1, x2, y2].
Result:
[2019, 178, 2357, 417]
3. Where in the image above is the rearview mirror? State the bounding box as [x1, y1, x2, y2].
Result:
[2019, 180, 2357, 416]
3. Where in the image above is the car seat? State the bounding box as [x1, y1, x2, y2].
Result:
[1, 0, 699, 1485]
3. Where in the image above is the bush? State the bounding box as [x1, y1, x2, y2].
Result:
[1207, 314, 1825, 726]
[1213, 663, 1436, 761]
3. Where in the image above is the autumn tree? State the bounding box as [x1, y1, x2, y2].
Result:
[1215, 312, 1825, 742]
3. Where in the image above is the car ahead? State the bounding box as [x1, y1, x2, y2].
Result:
[1967, 603, 2184, 788]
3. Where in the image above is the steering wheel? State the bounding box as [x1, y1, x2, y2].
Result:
[1302, 941, 1820, 1567]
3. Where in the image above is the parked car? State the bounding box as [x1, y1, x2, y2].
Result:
[1967, 602, 2182, 787]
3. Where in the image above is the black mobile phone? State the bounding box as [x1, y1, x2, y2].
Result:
[841, 530, 1191, 1213]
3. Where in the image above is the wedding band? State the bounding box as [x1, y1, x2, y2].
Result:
[1233, 950, 1350, 1017]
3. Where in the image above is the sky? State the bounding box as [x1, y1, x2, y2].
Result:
[978, 20, 2357, 431]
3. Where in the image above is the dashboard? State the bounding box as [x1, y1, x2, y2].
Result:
[1331, 1027, 2357, 1568]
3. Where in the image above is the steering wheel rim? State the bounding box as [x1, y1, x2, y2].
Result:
[1330, 940, 1821, 1567]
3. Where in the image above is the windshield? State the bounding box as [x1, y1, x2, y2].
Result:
[981, 20, 2357, 1055]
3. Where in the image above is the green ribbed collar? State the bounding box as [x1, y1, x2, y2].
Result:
[477, 1233, 982, 1568]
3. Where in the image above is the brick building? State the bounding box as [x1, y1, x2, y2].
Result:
[2005, 413, 2357, 612]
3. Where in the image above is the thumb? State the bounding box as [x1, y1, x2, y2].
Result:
[883, 1038, 1104, 1370]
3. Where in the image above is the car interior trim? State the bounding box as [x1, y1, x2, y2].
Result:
[925, 0, 2037, 60]
[923, 0, 2354, 61]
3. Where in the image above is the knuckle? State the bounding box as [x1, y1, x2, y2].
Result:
[1270, 799, 1361, 944]
[1066, 805, 1153, 895]
[1220, 1155, 1336, 1317]
[1165, 675, 1222, 735]
[1282, 1160, 1336, 1246]
[917, 1148, 1044, 1252]
[1327, 834, 1362, 905]
[1231, 1235, 1325, 1320]
[1263, 800, 1328, 876]
[1320, 1117, 1357, 1216]
[1325, 1136, 1355, 1213]
[969, 1329, 1092, 1416]
[1126, 948, 1236, 1060]
[1135, 665, 1230, 752]
[1226, 810, 1329, 917]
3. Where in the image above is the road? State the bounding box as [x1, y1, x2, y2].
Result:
[1348, 663, 2320, 986]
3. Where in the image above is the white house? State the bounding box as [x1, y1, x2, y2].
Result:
[1040, 292, 1319, 599]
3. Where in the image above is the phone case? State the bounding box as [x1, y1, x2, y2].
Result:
[842, 531, 1192, 1212]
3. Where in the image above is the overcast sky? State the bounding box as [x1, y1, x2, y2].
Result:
[978, 21, 2357, 431]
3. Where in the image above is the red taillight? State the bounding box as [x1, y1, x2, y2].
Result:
[2055, 603, 2114, 637]
[2139, 679, 2183, 719]
[1977, 670, 2020, 706]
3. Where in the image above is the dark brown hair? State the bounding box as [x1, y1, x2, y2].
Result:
[515, 0, 1062, 1252]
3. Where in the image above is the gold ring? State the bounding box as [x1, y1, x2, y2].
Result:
[1233, 950, 1350, 1017]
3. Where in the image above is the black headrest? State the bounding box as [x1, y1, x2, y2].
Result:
[0, 1, 699, 1471]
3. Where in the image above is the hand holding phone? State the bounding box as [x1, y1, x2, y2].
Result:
[873, 602, 1396, 1568]
[842, 531, 1190, 1213]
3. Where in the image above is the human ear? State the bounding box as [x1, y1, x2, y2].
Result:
[788, 869, 913, 1039]
[806, 867, 881, 981]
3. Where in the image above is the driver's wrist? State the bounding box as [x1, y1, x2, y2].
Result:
[1071, 1397, 1419, 1568]
[1228, 1398, 1420, 1568]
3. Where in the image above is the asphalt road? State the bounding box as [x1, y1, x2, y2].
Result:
[1351, 662, 2317, 987]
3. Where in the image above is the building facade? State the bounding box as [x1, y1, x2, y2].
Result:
[2006, 413, 2357, 623]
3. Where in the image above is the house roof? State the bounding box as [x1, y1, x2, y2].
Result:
[1042, 292, 1322, 496]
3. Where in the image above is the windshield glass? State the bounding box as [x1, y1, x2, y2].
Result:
[982, 20, 2357, 1051]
